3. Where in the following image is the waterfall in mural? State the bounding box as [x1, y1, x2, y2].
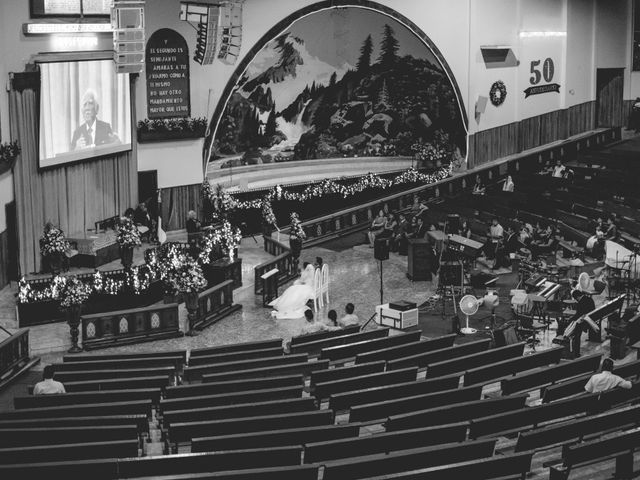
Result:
[209, 7, 466, 178]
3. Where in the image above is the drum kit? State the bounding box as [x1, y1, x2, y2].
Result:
[604, 241, 640, 302]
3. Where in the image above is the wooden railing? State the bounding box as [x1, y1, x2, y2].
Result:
[272, 128, 620, 248]
[0, 329, 31, 385]
[81, 303, 182, 351]
[255, 236, 299, 295]
[191, 279, 242, 331]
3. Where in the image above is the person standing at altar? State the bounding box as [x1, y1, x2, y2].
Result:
[186, 210, 201, 254]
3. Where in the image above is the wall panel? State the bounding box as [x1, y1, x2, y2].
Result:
[0, 230, 8, 289]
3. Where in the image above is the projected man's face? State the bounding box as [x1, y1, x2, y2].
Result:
[82, 96, 98, 124]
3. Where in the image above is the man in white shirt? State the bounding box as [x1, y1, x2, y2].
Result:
[552, 159, 566, 178]
[585, 358, 632, 393]
[33, 365, 66, 395]
[338, 303, 360, 327]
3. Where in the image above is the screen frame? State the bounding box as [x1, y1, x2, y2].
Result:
[35, 53, 135, 172]
[30, 0, 111, 18]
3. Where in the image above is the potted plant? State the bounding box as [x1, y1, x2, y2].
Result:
[137, 117, 208, 143]
[0, 141, 20, 175]
[59, 276, 91, 353]
[40, 224, 70, 274]
[116, 217, 141, 269]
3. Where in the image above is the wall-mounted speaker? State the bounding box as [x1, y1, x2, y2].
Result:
[112, 0, 145, 74]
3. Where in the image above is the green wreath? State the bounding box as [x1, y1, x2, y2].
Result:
[490, 80, 507, 106]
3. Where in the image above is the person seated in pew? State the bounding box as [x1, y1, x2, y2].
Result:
[338, 303, 360, 328]
[502, 175, 515, 192]
[585, 357, 632, 393]
[472, 175, 486, 195]
[605, 216, 619, 241]
[552, 159, 567, 178]
[368, 209, 387, 247]
[300, 309, 340, 335]
[392, 213, 410, 252]
[504, 226, 524, 255]
[378, 213, 398, 242]
[326, 309, 339, 328]
[33, 365, 66, 395]
[408, 216, 428, 240]
[587, 220, 606, 258]
[529, 225, 557, 259]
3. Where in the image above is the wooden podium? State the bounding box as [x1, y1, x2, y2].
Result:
[407, 239, 432, 281]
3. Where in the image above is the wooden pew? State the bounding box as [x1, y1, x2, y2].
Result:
[52, 355, 183, 371]
[162, 397, 317, 428]
[49, 366, 175, 383]
[500, 353, 602, 395]
[468, 393, 600, 439]
[118, 447, 305, 478]
[542, 359, 640, 403]
[321, 440, 497, 480]
[0, 425, 139, 448]
[187, 347, 284, 367]
[0, 414, 148, 434]
[191, 423, 360, 453]
[548, 428, 640, 480]
[356, 452, 534, 480]
[201, 360, 329, 383]
[385, 395, 528, 432]
[349, 385, 482, 423]
[184, 354, 308, 381]
[169, 409, 333, 444]
[118, 465, 321, 480]
[304, 423, 469, 464]
[0, 458, 117, 480]
[329, 375, 462, 412]
[160, 386, 303, 412]
[355, 335, 456, 365]
[310, 362, 386, 391]
[290, 324, 360, 346]
[0, 439, 139, 464]
[313, 368, 418, 399]
[425, 342, 526, 379]
[387, 338, 492, 370]
[516, 404, 640, 452]
[54, 375, 171, 393]
[320, 331, 422, 362]
[62, 350, 187, 364]
[15, 388, 161, 409]
[165, 375, 303, 399]
[0, 399, 153, 420]
[189, 338, 284, 357]
[463, 346, 564, 387]
[289, 328, 390, 356]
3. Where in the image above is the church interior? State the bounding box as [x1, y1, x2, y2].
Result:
[3, 0, 640, 478]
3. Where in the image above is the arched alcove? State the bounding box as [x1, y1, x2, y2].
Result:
[204, 1, 468, 186]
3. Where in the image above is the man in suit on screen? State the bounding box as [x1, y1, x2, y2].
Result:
[70, 89, 119, 150]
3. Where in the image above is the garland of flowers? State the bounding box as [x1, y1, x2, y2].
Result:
[0, 141, 20, 167]
[411, 142, 451, 165]
[202, 164, 453, 223]
[40, 226, 70, 256]
[262, 200, 277, 228]
[166, 254, 208, 294]
[116, 217, 142, 247]
[199, 220, 242, 264]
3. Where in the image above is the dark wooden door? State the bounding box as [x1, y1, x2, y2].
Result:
[138, 170, 158, 218]
[596, 68, 625, 127]
[4, 201, 19, 283]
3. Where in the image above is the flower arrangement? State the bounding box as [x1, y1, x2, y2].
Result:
[58, 276, 91, 309]
[262, 199, 277, 228]
[199, 220, 242, 264]
[290, 212, 306, 240]
[0, 141, 20, 170]
[40, 225, 70, 256]
[411, 142, 450, 166]
[166, 254, 207, 294]
[116, 217, 142, 247]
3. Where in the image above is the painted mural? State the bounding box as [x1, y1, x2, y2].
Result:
[209, 8, 467, 171]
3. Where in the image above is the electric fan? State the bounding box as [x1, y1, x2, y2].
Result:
[459, 294, 479, 334]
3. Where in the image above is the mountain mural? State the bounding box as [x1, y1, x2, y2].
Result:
[211, 9, 466, 170]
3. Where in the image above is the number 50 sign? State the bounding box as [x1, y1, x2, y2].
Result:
[524, 57, 561, 98]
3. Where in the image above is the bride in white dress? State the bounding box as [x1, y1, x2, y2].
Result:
[269, 263, 315, 319]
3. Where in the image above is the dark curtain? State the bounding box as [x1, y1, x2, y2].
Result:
[10, 73, 137, 275]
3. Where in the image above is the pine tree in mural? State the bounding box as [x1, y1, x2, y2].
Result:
[329, 71, 337, 87]
[265, 107, 277, 137]
[356, 34, 373, 73]
[379, 24, 399, 69]
[376, 78, 391, 112]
